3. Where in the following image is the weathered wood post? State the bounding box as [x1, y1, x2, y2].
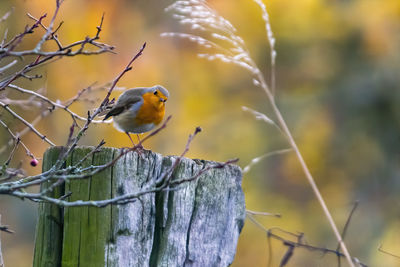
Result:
[0, 215, 4, 267]
[33, 146, 245, 267]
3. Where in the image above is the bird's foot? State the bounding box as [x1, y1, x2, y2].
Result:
[135, 143, 145, 155]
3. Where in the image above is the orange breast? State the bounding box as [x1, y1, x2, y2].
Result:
[135, 93, 165, 125]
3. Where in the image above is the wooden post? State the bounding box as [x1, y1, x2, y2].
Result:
[0, 215, 4, 267]
[33, 147, 245, 267]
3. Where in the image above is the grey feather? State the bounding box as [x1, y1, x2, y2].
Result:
[103, 89, 144, 120]
[103, 85, 169, 121]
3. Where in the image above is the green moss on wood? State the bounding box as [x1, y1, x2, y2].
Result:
[34, 147, 245, 267]
[33, 147, 63, 267]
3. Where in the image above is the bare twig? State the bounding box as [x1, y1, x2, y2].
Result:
[7, 84, 106, 123]
[0, 43, 148, 195]
[4, 121, 237, 209]
[4, 138, 19, 166]
[0, 101, 55, 146]
[0, 3, 114, 92]
[27, 12, 63, 49]
[0, 1, 218, 221]
[337, 201, 359, 266]
[0, 119, 34, 159]
[98, 42, 146, 110]
[378, 244, 400, 259]
[34, 1, 62, 52]
[246, 209, 281, 218]
[74, 139, 106, 167]
[0, 2, 115, 164]
[1, 14, 46, 55]
[0, 109, 48, 155]
[0, 60, 17, 73]
[247, 214, 367, 267]
[0, 1, 116, 199]
[0, 216, 13, 234]
[0, 8, 240, 260]
[0, 83, 112, 156]
[170, 158, 238, 187]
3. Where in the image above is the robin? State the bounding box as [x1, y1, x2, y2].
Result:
[103, 85, 169, 146]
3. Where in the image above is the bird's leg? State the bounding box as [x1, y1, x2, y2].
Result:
[125, 132, 135, 147]
[136, 134, 144, 149]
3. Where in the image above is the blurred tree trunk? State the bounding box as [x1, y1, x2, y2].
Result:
[33, 147, 245, 267]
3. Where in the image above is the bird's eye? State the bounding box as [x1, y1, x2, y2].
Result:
[153, 91, 158, 95]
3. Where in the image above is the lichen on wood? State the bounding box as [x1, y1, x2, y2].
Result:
[33, 146, 245, 267]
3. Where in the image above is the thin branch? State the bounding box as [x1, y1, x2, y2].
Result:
[0, 217, 14, 234]
[4, 138, 19, 166]
[74, 139, 106, 167]
[98, 42, 146, 110]
[247, 214, 367, 267]
[0, 29, 8, 48]
[0, 225, 14, 234]
[7, 84, 106, 123]
[170, 158, 238, 187]
[0, 10, 114, 91]
[0, 108, 48, 155]
[156, 126, 203, 187]
[20, 73, 42, 81]
[138, 115, 171, 145]
[5, 122, 238, 209]
[336, 201, 359, 266]
[0, 162, 24, 182]
[0, 119, 34, 159]
[246, 209, 281, 218]
[378, 244, 400, 259]
[1, 14, 46, 52]
[94, 13, 105, 39]
[45, 117, 172, 184]
[10, 156, 238, 208]
[34, 0, 62, 52]
[0, 60, 17, 73]
[0, 101, 55, 146]
[340, 201, 359, 246]
[0, 83, 111, 155]
[1, 115, 169, 193]
[0, 44, 149, 192]
[26, 12, 63, 50]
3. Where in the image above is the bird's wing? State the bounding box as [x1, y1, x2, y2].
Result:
[103, 95, 142, 120]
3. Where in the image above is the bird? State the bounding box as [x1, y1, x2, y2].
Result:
[103, 85, 169, 146]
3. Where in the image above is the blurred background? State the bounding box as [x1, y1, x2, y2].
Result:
[0, 0, 399, 266]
